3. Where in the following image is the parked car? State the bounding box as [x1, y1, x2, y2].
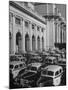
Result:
[58, 58, 66, 70]
[28, 55, 42, 64]
[45, 56, 58, 65]
[17, 62, 42, 87]
[10, 54, 27, 62]
[10, 61, 26, 78]
[37, 65, 63, 86]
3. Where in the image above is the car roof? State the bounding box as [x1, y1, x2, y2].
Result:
[43, 65, 62, 72]
[46, 56, 56, 60]
[10, 61, 25, 65]
[30, 63, 42, 69]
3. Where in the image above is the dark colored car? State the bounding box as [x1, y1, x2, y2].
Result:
[17, 63, 42, 87]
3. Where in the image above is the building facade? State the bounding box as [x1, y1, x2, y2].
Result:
[35, 3, 66, 49]
[9, 1, 47, 54]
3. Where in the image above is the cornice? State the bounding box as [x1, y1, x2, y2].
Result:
[9, 1, 46, 25]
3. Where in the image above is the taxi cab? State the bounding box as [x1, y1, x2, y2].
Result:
[10, 61, 26, 78]
[18, 63, 42, 87]
[10, 54, 27, 62]
[45, 56, 57, 64]
[37, 65, 63, 86]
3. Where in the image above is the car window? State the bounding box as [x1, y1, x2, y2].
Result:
[19, 64, 23, 67]
[14, 65, 18, 69]
[48, 71, 54, 76]
[42, 70, 47, 75]
[10, 65, 14, 69]
[49, 59, 52, 63]
[60, 69, 62, 73]
[55, 71, 59, 76]
[28, 66, 37, 71]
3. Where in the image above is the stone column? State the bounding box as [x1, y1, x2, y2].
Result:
[35, 25, 38, 51]
[29, 21, 32, 52]
[58, 24, 61, 43]
[40, 27, 42, 52]
[62, 25, 64, 43]
[43, 27, 46, 51]
[64, 30, 66, 43]
[57, 23, 59, 43]
[21, 19, 25, 53]
[55, 22, 57, 43]
[12, 14, 16, 54]
[52, 19, 55, 48]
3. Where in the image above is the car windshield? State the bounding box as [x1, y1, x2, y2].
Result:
[28, 66, 37, 71]
[49, 59, 52, 63]
[48, 71, 54, 76]
[42, 70, 54, 76]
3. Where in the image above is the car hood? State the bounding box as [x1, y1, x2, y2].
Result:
[22, 71, 36, 80]
[38, 76, 53, 84]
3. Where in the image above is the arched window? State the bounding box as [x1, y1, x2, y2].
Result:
[32, 35, 36, 51]
[25, 34, 30, 52]
[37, 36, 40, 51]
[16, 32, 22, 53]
[42, 37, 44, 51]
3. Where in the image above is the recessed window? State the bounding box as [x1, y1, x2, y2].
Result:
[32, 24, 35, 29]
[42, 28, 44, 32]
[37, 26, 40, 31]
[24, 2, 28, 7]
[25, 21, 29, 27]
[9, 13, 13, 22]
[15, 17, 21, 25]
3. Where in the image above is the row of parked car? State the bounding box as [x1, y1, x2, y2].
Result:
[9, 48, 66, 88]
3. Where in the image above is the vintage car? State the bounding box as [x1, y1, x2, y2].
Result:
[45, 56, 58, 65]
[10, 54, 27, 62]
[37, 65, 63, 86]
[52, 53, 61, 60]
[17, 62, 42, 87]
[28, 55, 42, 64]
[58, 58, 66, 70]
[10, 61, 26, 78]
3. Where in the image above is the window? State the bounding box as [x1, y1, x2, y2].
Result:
[19, 64, 23, 67]
[55, 71, 59, 76]
[15, 17, 21, 25]
[32, 24, 35, 29]
[60, 69, 62, 73]
[10, 65, 13, 69]
[37, 26, 40, 31]
[25, 21, 29, 27]
[41, 28, 44, 32]
[30, 67, 37, 71]
[48, 71, 54, 76]
[24, 2, 28, 7]
[15, 65, 18, 69]
[42, 70, 47, 75]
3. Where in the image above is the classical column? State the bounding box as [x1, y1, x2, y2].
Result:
[21, 19, 25, 53]
[64, 30, 66, 43]
[62, 25, 64, 43]
[43, 27, 46, 51]
[35, 25, 38, 51]
[57, 23, 60, 43]
[40, 27, 42, 52]
[12, 14, 16, 54]
[58, 24, 61, 43]
[29, 21, 32, 52]
[55, 22, 57, 43]
[60, 23, 62, 43]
